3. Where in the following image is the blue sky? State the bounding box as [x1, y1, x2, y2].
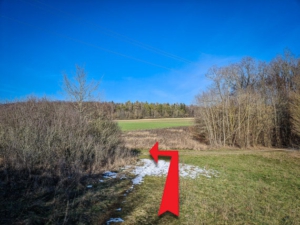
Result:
[1, 0, 300, 104]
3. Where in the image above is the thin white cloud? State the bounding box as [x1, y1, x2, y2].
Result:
[103, 54, 241, 104]
[147, 54, 240, 104]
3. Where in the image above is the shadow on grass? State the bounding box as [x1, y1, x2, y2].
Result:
[0, 167, 134, 225]
[107, 175, 179, 225]
[130, 148, 142, 157]
[143, 154, 172, 162]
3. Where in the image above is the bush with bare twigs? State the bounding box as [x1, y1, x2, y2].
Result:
[0, 98, 131, 178]
[195, 52, 300, 148]
[0, 66, 133, 180]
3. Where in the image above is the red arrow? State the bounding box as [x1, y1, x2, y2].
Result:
[149, 142, 179, 216]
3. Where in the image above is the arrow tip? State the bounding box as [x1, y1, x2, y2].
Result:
[150, 142, 159, 163]
[158, 209, 179, 217]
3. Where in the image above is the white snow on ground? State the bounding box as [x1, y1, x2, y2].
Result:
[132, 159, 218, 185]
[106, 218, 124, 224]
[103, 171, 117, 178]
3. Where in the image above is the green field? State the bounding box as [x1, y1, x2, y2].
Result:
[116, 118, 194, 131]
[110, 149, 300, 224]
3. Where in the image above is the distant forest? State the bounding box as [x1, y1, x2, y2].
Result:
[99, 101, 195, 119]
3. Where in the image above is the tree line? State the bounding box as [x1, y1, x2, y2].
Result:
[98, 101, 195, 119]
[195, 51, 300, 148]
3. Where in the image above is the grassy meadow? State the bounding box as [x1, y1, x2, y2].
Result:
[113, 119, 300, 224]
[116, 117, 194, 131]
[112, 149, 300, 224]
[2, 147, 299, 224]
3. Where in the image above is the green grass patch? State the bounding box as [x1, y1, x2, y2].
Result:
[116, 118, 193, 131]
[114, 150, 300, 224]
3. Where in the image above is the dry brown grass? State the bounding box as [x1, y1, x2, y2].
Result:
[122, 126, 207, 150]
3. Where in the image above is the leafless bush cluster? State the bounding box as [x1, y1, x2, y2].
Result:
[195, 51, 300, 148]
[0, 98, 131, 177]
[0, 66, 133, 180]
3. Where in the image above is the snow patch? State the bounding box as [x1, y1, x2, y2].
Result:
[131, 159, 218, 185]
[106, 218, 124, 224]
[103, 171, 117, 179]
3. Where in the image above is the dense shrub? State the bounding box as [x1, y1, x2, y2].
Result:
[0, 98, 132, 177]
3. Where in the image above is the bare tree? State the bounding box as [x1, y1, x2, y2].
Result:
[290, 75, 300, 144]
[63, 65, 100, 117]
[194, 54, 300, 148]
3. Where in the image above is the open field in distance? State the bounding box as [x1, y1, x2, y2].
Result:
[122, 127, 207, 150]
[116, 117, 194, 131]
